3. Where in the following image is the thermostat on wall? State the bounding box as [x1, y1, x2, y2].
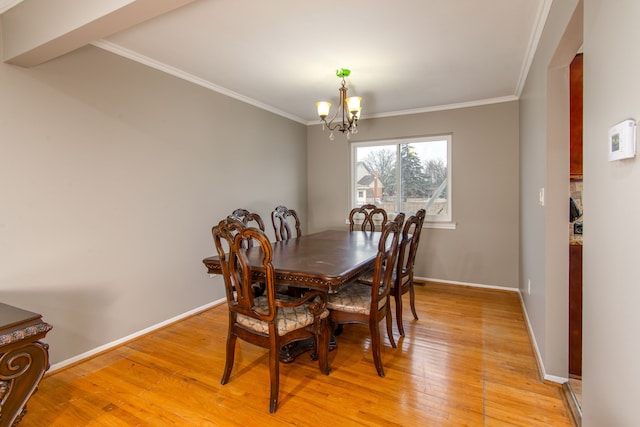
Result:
[608, 119, 636, 161]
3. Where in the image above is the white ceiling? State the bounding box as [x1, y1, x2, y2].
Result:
[2, 0, 551, 125]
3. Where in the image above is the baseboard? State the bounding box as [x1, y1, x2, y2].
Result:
[517, 290, 546, 382]
[415, 276, 519, 293]
[48, 298, 226, 373]
[515, 291, 568, 386]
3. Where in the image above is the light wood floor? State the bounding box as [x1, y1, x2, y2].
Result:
[21, 282, 574, 426]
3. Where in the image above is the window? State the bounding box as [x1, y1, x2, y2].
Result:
[351, 135, 452, 225]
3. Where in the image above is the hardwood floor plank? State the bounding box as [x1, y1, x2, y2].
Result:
[20, 282, 574, 426]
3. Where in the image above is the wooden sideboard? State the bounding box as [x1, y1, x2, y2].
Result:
[0, 303, 52, 427]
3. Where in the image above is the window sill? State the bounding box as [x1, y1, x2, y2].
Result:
[423, 221, 457, 230]
[344, 219, 457, 229]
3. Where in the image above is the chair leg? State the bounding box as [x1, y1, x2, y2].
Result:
[395, 292, 405, 337]
[269, 339, 280, 413]
[386, 305, 396, 349]
[370, 320, 385, 377]
[408, 284, 419, 320]
[221, 331, 237, 385]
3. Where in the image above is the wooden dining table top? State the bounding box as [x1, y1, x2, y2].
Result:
[202, 229, 382, 293]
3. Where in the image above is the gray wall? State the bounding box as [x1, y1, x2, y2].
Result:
[519, 0, 581, 379]
[307, 102, 520, 289]
[583, 0, 640, 425]
[520, 0, 640, 424]
[0, 44, 307, 365]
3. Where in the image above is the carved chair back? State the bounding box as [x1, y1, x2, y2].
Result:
[348, 204, 389, 231]
[213, 218, 275, 318]
[393, 209, 426, 336]
[228, 208, 265, 249]
[396, 209, 426, 286]
[271, 205, 302, 241]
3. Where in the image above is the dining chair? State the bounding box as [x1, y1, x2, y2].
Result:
[271, 205, 302, 241]
[393, 209, 426, 336]
[228, 208, 266, 232]
[356, 211, 423, 336]
[228, 208, 267, 295]
[348, 204, 389, 231]
[327, 217, 402, 377]
[213, 217, 331, 413]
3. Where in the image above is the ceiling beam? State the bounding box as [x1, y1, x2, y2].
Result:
[1, 0, 197, 67]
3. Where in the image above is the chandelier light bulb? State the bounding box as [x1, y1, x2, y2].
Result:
[316, 101, 331, 119]
[346, 96, 361, 113]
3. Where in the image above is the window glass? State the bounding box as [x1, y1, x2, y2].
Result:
[351, 136, 451, 222]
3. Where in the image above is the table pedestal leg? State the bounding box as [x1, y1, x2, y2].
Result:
[279, 335, 337, 363]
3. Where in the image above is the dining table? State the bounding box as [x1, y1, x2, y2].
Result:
[202, 229, 383, 294]
[202, 229, 383, 361]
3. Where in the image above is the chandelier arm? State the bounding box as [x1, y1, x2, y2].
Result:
[322, 77, 353, 133]
[317, 73, 359, 137]
[323, 103, 344, 132]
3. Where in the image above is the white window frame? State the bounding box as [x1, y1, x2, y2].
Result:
[350, 135, 455, 229]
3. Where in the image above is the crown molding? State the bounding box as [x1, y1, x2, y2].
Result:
[515, 0, 553, 97]
[0, 0, 23, 14]
[306, 95, 520, 125]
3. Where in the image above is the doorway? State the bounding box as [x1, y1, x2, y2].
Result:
[567, 50, 584, 418]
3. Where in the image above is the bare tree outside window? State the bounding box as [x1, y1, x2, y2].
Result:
[360, 146, 396, 198]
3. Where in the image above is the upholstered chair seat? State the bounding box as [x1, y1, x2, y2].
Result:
[327, 282, 387, 315]
[237, 295, 330, 336]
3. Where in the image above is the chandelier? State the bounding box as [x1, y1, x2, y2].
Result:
[316, 68, 362, 141]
